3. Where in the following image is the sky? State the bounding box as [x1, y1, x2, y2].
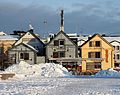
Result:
[1, 0, 120, 36]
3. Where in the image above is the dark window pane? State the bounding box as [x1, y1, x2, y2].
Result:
[117, 54, 120, 59]
[24, 53, 29, 60]
[117, 46, 119, 50]
[59, 40, 64, 45]
[89, 41, 92, 47]
[94, 62, 101, 69]
[88, 52, 95, 58]
[89, 41, 94, 47]
[54, 40, 59, 46]
[20, 53, 24, 59]
[96, 41, 100, 47]
[95, 52, 100, 58]
[59, 52, 65, 57]
[53, 52, 58, 58]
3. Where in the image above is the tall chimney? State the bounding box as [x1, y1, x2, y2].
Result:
[60, 10, 64, 32]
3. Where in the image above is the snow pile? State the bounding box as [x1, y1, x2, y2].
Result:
[94, 68, 120, 78]
[5, 61, 72, 79]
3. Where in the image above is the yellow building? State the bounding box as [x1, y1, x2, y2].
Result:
[81, 34, 114, 72]
[0, 35, 18, 68]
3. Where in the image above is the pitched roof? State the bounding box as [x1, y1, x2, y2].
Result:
[81, 33, 113, 48]
[110, 40, 120, 44]
[103, 37, 120, 43]
[47, 31, 77, 47]
[10, 43, 38, 52]
[13, 30, 45, 46]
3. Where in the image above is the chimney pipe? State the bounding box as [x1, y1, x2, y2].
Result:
[60, 10, 64, 32]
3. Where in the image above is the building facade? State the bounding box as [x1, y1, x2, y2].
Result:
[81, 34, 114, 72]
[0, 35, 18, 69]
[103, 36, 120, 68]
[9, 43, 37, 64]
[46, 31, 81, 72]
[14, 30, 45, 56]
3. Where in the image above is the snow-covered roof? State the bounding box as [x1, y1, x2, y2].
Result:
[103, 37, 120, 42]
[67, 33, 77, 37]
[23, 43, 38, 52]
[0, 35, 18, 40]
[0, 31, 7, 36]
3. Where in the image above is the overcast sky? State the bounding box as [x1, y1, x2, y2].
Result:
[1, 0, 120, 36]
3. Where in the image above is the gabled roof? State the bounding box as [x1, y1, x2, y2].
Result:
[47, 31, 77, 47]
[13, 30, 45, 46]
[10, 43, 38, 52]
[110, 40, 120, 44]
[81, 33, 113, 48]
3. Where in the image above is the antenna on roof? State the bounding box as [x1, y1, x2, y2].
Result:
[60, 9, 64, 32]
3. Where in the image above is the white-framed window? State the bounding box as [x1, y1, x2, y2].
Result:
[20, 53, 29, 60]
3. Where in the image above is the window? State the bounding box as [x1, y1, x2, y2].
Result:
[59, 40, 64, 46]
[89, 41, 94, 47]
[59, 51, 65, 57]
[94, 62, 101, 69]
[54, 39, 65, 46]
[95, 41, 100, 47]
[20, 53, 24, 59]
[54, 40, 59, 46]
[117, 54, 120, 60]
[86, 62, 101, 70]
[60, 40, 64, 45]
[53, 52, 65, 58]
[88, 52, 94, 58]
[88, 52, 101, 58]
[86, 63, 94, 70]
[24, 53, 29, 60]
[95, 52, 100, 58]
[116, 46, 119, 50]
[53, 52, 58, 58]
[89, 41, 101, 47]
[20, 53, 29, 60]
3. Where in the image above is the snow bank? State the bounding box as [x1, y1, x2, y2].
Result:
[94, 68, 120, 78]
[5, 61, 72, 79]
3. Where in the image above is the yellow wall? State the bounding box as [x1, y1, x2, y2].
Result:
[81, 35, 114, 72]
[0, 40, 16, 56]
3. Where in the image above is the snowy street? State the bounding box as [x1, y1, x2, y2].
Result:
[0, 78, 120, 95]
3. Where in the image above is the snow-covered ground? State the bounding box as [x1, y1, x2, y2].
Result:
[0, 61, 120, 95]
[0, 78, 120, 95]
